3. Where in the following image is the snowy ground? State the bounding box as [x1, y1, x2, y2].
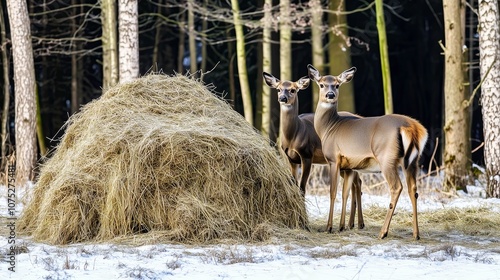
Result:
[1, 182, 500, 279]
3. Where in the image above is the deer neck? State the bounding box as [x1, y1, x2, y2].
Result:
[280, 102, 300, 140]
[314, 101, 341, 139]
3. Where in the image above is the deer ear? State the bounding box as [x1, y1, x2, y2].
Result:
[307, 64, 320, 82]
[339, 67, 357, 83]
[296, 76, 310, 90]
[263, 72, 279, 88]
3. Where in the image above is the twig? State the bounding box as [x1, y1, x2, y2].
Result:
[200, 61, 220, 80]
[471, 142, 484, 154]
[463, 58, 497, 108]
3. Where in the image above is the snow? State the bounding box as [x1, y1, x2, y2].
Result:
[1, 183, 500, 279]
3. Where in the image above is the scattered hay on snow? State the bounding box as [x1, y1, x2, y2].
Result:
[18, 74, 307, 245]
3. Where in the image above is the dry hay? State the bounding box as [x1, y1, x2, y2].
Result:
[18, 74, 307, 245]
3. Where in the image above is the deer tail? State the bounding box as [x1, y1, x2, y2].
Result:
[400, 121, 428, 169]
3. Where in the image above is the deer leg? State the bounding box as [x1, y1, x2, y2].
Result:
[326, 162, 340, 233]
[346, 171, 356, 229]
[404, 163, 420, 240]
[354, 173, 365, 229]
[340, 170, 352, 232]
[299, 158, 312, 197]
[379, 166, 403, 239]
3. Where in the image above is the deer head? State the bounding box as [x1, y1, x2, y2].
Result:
[263, 72, 310, 106]
[307, 64, 356, 104]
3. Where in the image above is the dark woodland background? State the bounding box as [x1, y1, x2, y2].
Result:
[0, 0, 485, 170]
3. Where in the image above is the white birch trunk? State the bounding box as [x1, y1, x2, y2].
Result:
[478, 0, 500, 197]
[6, 0, 37, 186]
[118, 0, 139, 82]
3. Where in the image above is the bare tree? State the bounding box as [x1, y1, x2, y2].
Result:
[375, 0, 393, 114]
[442, 0, 470, 191]
[118, 0, 140, 82]
[6, 0, 37, 185]
[280, 0, 292, 81]
[328, 0, 355, 112]
[101, 0, 119, 90]
[478, 0, 500, 197]
[1, 0, 11, 171]
[187, 0, 197, 75]
[261, 0, 272, 137]
[310, 0, 323, 110]
[231, 0, 253, 125]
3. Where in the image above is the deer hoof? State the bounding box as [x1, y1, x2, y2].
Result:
[359, 223, 365, 230]
[378, 231, 388, 239]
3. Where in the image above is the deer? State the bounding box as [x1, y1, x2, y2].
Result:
[307, 64, 428, 240]
[263, 72, 364, 231]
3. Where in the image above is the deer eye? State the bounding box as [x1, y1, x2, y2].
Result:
[290, 89, 296, 94]
[320, 84, 324, 88]
[335, 85, 339, 89]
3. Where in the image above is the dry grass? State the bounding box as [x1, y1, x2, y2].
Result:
[18, 74, 307, 245]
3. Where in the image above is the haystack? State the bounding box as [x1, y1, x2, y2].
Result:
[18, 74, 307, 245]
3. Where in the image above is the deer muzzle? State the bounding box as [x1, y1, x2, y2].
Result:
[278, 95, 288, 103]
[326, 91, 336, 100]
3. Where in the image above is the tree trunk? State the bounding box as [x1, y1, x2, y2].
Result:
[71, 0, 82, 114]
[177, 2, 186, 73]
[35, 85, 46, 157]
[6, 0, 37, 186]
[328, 0, 355, 112]
[375, 0, 393, 114]
[261, 0, 272, 138]
[280, 0, 292, 81]
[200, 0, 208, 78]
[118, 0, 140, 82]
[442, 0, 470, 191]
[101, 0, 119, 90]
[310, 0, 323, 112]
[187, 0, 197, 76]
[1, 0, 11, 170]
[227, 27, 236, 108]
[152, 0, 163, 69]
[478, 0, 500, 198]
[231, 0, 253, 125]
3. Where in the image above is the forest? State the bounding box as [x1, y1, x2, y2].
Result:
[1, 0, 499, 197]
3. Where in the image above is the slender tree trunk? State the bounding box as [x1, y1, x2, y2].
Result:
[280, 0, 292, 81]
[71, 0, 81, 114]
[35, 85, 46, 157]
[231, 0, 253, 125]
[375, 0, 393, 114]
[226, 27, 236, 108]
[478, 0, 500, 197]
[187, 0, 197, 76]
[310, 0, 323, 112]
[177, 1, 186, 74]
[152, 0, 163, 69]
[118, 0, 140, 82]
[6, 0, 37, 185]
[442, 0, 470, 191]
[328, 0, 355, 112]
[101, 0, 118, 90]
[261, 0, 272, 138]
[0, 0, 11, 170]
[200, 0, 208, 77]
